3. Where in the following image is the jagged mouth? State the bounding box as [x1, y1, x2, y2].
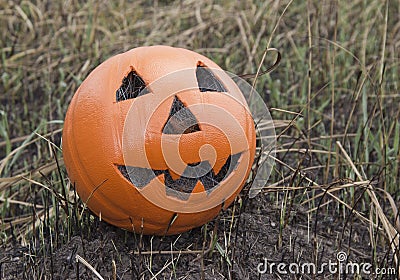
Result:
[116, 152, 242, 199]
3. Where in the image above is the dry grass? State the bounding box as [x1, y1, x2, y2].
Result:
[0, 0, 399, 279]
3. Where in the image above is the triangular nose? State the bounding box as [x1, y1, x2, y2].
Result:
[162, 96, 201, 134]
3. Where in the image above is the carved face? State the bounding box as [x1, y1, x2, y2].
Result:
[62, 46, 256, 235]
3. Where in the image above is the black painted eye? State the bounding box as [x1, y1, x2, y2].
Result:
[116, 70, 150, 102]
[196, 65, 227, 92]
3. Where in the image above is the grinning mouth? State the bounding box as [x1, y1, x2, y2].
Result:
[117, 153, 241, 199]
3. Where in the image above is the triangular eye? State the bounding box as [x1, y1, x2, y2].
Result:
[162, 96, 201, 134]
[116, 70, 150, 102]
[196, 65, 227, 92]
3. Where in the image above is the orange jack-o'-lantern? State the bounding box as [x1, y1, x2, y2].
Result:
[62, 46, 256, 235]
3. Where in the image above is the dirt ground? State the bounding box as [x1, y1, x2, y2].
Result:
[1, 192, 395, 280]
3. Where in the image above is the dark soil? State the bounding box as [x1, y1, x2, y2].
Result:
[1, 193, 396, 279]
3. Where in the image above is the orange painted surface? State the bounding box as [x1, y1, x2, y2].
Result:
[62, 46, 256, 235]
